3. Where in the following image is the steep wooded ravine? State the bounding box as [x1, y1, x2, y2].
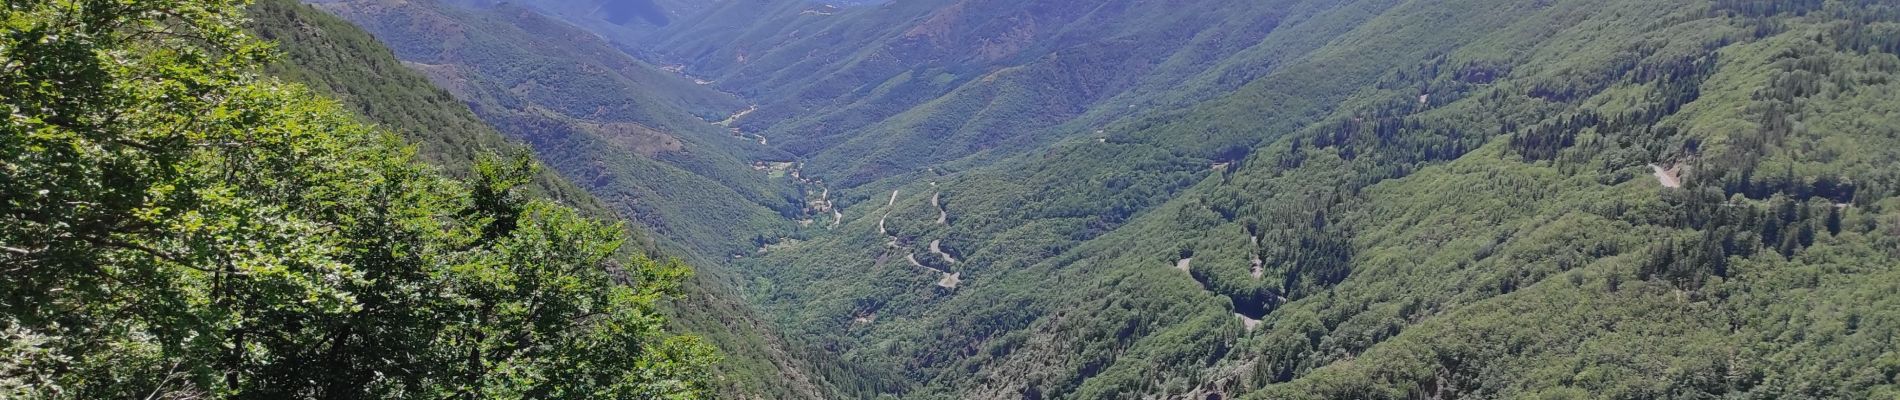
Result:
[309, 0, 807, 260]
[246, 1, 847, 397]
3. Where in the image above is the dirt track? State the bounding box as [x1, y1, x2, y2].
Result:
[714, 104, 756, 127]
[931, 192, 947, 225]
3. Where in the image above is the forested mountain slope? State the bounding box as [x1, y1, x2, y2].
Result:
[603, 0, 1900, 398]
[280, 0, 1900, 398]
[634, 0, 1406, 187]
[309, 0, 808, 258]
[1, 0, 718, 397]
[442, 0, 715, 44]
[242, 1, 845, 397]
[249, 0, 606, 212]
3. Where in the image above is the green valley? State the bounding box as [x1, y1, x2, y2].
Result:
[6, 0, 1900, 399]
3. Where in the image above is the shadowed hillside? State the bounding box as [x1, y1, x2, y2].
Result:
[309, 0, 812, 259]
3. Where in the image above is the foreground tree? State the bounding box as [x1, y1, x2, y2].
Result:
[0, 0, 712, 398]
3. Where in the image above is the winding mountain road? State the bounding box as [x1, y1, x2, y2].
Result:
[880, 189, 960, 288]
[931, 192, 947, 225]
[930, 240, 958, 264]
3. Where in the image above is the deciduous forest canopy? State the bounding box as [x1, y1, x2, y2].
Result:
[2, 0, 709, 398]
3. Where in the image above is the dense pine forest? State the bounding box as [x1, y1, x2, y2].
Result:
[7, 0, 1900, 399]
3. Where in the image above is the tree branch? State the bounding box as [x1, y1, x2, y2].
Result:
[80, 235, 216, 273]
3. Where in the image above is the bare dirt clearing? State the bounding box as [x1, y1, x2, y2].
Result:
[1651, 163, 1681, 188]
